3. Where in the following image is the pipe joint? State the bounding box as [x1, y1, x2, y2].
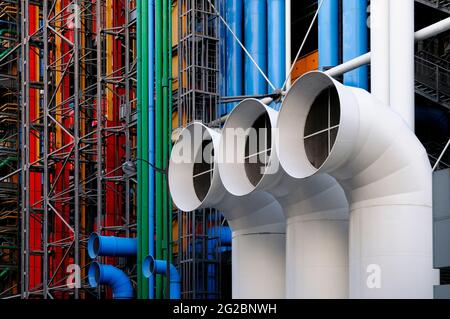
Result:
[88, 262, 133, 299]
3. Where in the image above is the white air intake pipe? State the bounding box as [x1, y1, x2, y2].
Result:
[277, 71, 433, 298]
[217, 99, 349, 298]
[169, 122, 286, 299]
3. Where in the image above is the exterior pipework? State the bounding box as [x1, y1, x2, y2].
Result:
[244, 0, 268, 95]
[87, 233, 137, 259]
[142, 0, 150, 299]
[285, 0, 291, 90]
[218, 99, 349, 298]
[318, 0, 339, 70]
[370, 0, 390, 104]
[143, 255, 181, 299]
[155, 0, 164, 299]
[207, 226, 232, 298]
[278, 71, 433, 298]
[219, 0, 227, 115]
[390, 0, 415, 130]
[148, 0, 155, 299]
[325, 18, 450, 78]
[169, 123, 286, 298]
[268, 0, 285, 92]
[136, 0, 146, 298]
[342, 0, 368, 89]
[225, 0, 244, 113]
[88, 262, 133, 299]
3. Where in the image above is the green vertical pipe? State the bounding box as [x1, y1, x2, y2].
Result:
[155, 0, 164, 299]
[167, 0, 173, 266]
[136, 0, 143, 298]
[141, 0, 150, 299]
[162, 0, 168, 266]
[162, 0, 170, 298]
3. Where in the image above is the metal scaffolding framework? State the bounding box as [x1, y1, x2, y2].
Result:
[176, 0, 226, 299]
[0, 0, 20, 298]
[0, 0, 137, 299]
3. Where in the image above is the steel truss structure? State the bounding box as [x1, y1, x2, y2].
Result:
[0, 0, 20, 298]
[176, 0, 225, 299]
[0, 0, 137, 299]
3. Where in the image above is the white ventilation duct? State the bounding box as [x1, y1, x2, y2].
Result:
[169, 122, 286, 299]
[277, 71, 433, 298]
[217, 99, 349, 299]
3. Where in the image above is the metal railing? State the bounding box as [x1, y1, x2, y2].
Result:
[415, 54, 450, 108]
[415, 0, 450, 14]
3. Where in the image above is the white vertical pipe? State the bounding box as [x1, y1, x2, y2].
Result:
[370, 0, 390, 104]
[285, 0, 291, 90]
[389, 0, 415, 130]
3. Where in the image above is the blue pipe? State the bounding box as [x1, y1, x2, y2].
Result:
[318, 0, 339, 70]
[207, 226, 231, 298]
[148, 0, 155, 300]
[342, 0, 368, 89]
[268, 0, 285, 94]
[87, 233, 137, 259]
[143, 255, 181, 299]
[244, 0, 267, 95]
[225, 0, 244, 113]
[88, 262, 133, 299]
[219, 0, 227, 116]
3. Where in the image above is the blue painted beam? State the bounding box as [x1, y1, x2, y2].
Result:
[318, 0, 339, 70]
[226, 0, 244, 113]
[244, 0, 268, 95]
[342, 0, 368, 89]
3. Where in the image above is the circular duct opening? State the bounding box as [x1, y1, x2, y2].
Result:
[277, 71, 342, 178]
[218, 99, 274, 196]
[244, 112, 272, 186]
[143, 255, 156, 278]
[303, 86, 340, 169]
[168, 123, 216, 211]
[88, 262, 101, 288]
[87, 232, 100, 259]
[193, 137, 214, 202]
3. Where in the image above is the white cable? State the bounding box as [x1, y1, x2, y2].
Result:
[433, 138, 450, 172]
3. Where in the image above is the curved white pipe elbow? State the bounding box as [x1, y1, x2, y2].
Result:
[217, 99, 349, 299]
[169, 122, 285, 299]
[277, 71, 433, 298]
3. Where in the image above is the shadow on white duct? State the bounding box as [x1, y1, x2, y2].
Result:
[277, 71, 433, 298]
[218, 98, 349, 299]
[168, 122, 286, 299]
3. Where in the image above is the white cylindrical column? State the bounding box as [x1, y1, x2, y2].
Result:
[389, 0, 415, 130]
[370, 0, 390, 104]
[285, 0, 291, 90]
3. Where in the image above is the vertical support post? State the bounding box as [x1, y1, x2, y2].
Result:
[42, 0, 49, 299]
[285, 0, 291, 90]
[390, 0, 415, 130]
[73, 0, 81, 300]
[370, 0, 390, 104]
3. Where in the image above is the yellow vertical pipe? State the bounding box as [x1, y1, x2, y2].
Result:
[106, 0, 113, 121]
[55, 0, 62, 149]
